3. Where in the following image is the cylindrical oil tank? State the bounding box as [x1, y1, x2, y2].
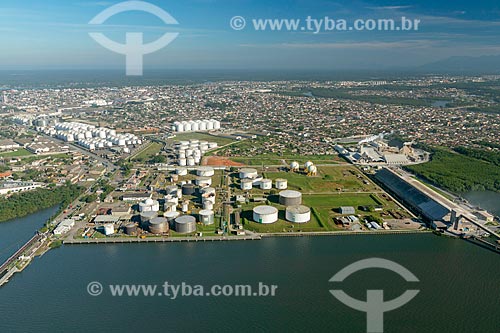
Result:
[103, 224, 115, 235]
[260, 179, 272, 190]
[199, 209, 215, 225]
[181, 201, 190, 212]
[165, 195, 179, 206]
[196, 166, 215, 177]
[149, 217, 169, 234]
[166, 185, 178, 196]
[195, 177, 212, 187]
[182, 184, 196, 196]
[239, 168, 258, 179]
[164, 211, 180, 228]
[285, 205, 311, 223]
[241, 179, 253, 190]
[164, 202, 177, 213]
[279, 190, 302, 206]
[140, 211, 157, 226]
[187, 158, 195, 166]
[175, 215, 197, 234]
[275, 178, 288, 190]
[138, 198, 160, 212]
[125, 223, 138, 236]
[179, 158, 187, 166]
[253, 206, 278, 224]
[203, 200, 214, 210]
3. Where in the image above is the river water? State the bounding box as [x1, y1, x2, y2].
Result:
[0, 207, 499, 332]
[462, 191, 500, 216]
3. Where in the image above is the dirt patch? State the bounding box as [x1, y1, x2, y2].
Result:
[203, 156, 245, 167]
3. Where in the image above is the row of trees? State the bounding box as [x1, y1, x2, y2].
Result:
[0, 183, 83, 223]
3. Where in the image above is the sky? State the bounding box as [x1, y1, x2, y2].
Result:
[0, 0, 499, 71]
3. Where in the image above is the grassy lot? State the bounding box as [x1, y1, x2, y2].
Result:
[132, 142, 163, 162]
[0, 148, 33, 158]
[171, 133, 235, 147]
[228, 154, 343, 166]
[262, 166, 378, 193]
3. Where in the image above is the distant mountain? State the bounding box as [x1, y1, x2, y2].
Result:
[418, 55, 500, 73]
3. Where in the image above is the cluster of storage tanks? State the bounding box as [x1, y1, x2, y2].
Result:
[252, 203, 311, 224]
[290, 161, 317, 176]
[172, 119, 221, 133]
[136, 166, 217, 235]
[42, 122, 141, 151]
[251, 189, 310, 224]
[238, 168, 288, 191]
[174, 140, 219, 166]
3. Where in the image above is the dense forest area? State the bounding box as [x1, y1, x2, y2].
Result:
[405, 148, 500, 193]
[0, 184, 83, 223]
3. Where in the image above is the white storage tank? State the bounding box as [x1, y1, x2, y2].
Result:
[202, 200, 214, 210]
[239, 168, 258, 179]
[253, 206, 278, 224]
[103, 224, 115, 236]
[195, 177, 212, 187]
[290, 161, 300, 171]
[275, 178, 288, 190]
[285, 205, 311, 223]
[199, 210, 215, 225]
[260, 179, 272, 190]
[197, 166, 215, 177]
[241, 179, 253, 190]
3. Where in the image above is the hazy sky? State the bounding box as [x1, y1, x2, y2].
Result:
[1, 0, 499, 70]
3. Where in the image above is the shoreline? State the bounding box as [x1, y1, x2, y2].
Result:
[62, 229, 432, 245]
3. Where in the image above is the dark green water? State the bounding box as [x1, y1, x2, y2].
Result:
[462, 191, 500, 216]
[0, 231, 499, 332]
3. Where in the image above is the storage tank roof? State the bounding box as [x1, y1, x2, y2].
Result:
[279, 190, 302, 198]
[253, 205, 278, 215]
[286, 205, 310, 214]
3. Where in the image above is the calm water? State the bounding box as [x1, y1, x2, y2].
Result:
[0, 206, 59, 263]
[431, 100, 451, 107]
[0, 231, 499, 332]
[462, 191, 500, 216]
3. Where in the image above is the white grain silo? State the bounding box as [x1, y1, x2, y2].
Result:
[176, 122, 185, 132]
[213, 120, 221, 130]
[184, 122, 192, 132]
[206, 120, 214, 130]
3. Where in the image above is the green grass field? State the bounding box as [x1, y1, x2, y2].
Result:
[262, 166, 378, 193]
[0, 148, 33, 158]
[132, 142, 163, 161]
